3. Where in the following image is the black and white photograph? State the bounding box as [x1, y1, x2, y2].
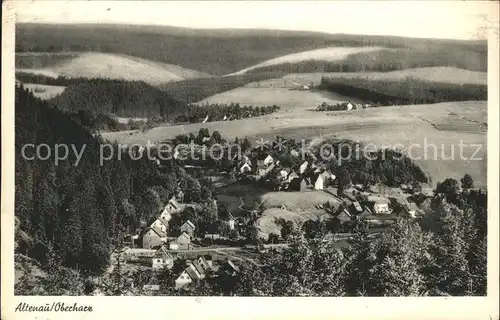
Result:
[2, 1, 499, 318]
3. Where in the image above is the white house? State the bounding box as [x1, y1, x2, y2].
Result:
[314, 174, 325, 190]
[263, 155, 274, 166]
[346, 102, 354, 110]
[152, 247, 174, 271]
[370, 197, 391, 214]
[150, 218, 168, 234]
[240, 162, 252, 174]
[299, 161, 309, 174]
[175, 269, 193, 289]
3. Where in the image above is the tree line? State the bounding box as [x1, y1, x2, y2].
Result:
[318, 77, 487, 106]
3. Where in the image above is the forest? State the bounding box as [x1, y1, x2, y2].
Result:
[318, 77, 487, 105]
[15, 85, 215, 279]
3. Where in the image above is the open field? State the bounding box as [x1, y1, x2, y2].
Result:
[260, 190, 340, 211]
[22, 83, 66, 100]
[251, 67, 488, 87]
[101, 88, 487, 188]
[228, 47, 388, 75]
[16, 52, 210, 85]
[256, 208, 327, 240]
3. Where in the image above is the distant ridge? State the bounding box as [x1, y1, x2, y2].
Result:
[16, 23, 487, 75]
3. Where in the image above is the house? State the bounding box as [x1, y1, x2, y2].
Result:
[166, 197, 182, 214]
[221, 260, 239, 276]
[204, 233, 222, 240]
[356, 207, 372, 221]
[175, 268, 194, 289]
[150, 217, 168, 234]
[227, 212, 236, 230]
[142, 227, 167, 249]
[345, 102, 354, 110]
[240, 162, 252, 174]
[256, 154, 274, 169]
[175, 189, 185, 203]
[406, 202, 420, 218]
[152, 247, 174, 271]
[299, 161, 309, 174]
[197, 256, 211, 270]
[337, 209, 353, 223]
[290, 149, 300, 157]
[142, 284, 160, 292]
[279, 168, 291, 180]
[314, 174, 325, 190]
[287, 171, 299, 182]
[180, 220, 196, 237]
[176, 232, 192, 250]
[351, 201, 363, 213]
[367, 196, 391, 214]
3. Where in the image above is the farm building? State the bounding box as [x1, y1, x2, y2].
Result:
[152, 247, 174, 271]
[180, 220, 196, 237]
[337, 209, 353, 223]
[142, 227, 167, 249]
[176, 232, 192, 250]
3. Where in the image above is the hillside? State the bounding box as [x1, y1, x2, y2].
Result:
[16, 52, 211, 85]
[16, 23, 487, 75]
[50, 79, 188, 118]
[235, 46, 487, 75]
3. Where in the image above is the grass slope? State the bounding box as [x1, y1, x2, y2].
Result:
[16, 52, 210, 85]
[239, 46, 487, 75]
[16, 23, 486, 75]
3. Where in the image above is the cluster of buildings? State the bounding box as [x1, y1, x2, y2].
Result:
[238, 148, 336, 192]
[336, 187, 427, 227]
[316, 101, 373, 111]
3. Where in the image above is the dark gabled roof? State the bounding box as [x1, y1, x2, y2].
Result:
[185, 265, 200, 281]
[181, 220, 196, 230]
[191, 261, 206, 276]
[225, 260, 239, 273]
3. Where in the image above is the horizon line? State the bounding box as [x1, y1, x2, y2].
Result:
[15, 21, 487, 42]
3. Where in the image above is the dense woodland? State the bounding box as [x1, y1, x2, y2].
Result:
[16, 23, 486, 75]
[49, 79, 187, 118]
[15, 85, 215, 278]
[318, 77, 487, 105]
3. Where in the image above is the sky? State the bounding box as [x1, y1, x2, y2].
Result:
[14, 1, 497, 40]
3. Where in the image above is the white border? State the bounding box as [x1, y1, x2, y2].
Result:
[2, 2, 499, 320]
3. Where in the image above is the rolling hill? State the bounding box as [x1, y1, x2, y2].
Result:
[233, 46, 487, 75]
[16, 23, 487, 75]
[49, 79, 188, 118]
[16, 52, 211, 85]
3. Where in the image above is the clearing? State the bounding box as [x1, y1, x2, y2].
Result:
[22, 83, 66, 100]
[16, 52, 211, 85]
[228, 46, 388, 75]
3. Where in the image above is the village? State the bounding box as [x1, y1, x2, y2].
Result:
[113, 132, 435, 294]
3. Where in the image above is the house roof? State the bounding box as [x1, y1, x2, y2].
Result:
[144, 226, 167, 238]
[186, 264, 202, 281]
[367, 196, 390, 204]
[154, 246, 173, 258]
[181, 220, 196, 230]
[168, 197, 181, 210]
[225, 260, 239, 272]
[191, 260, 206, 276]
[177, 231, 191, 241]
